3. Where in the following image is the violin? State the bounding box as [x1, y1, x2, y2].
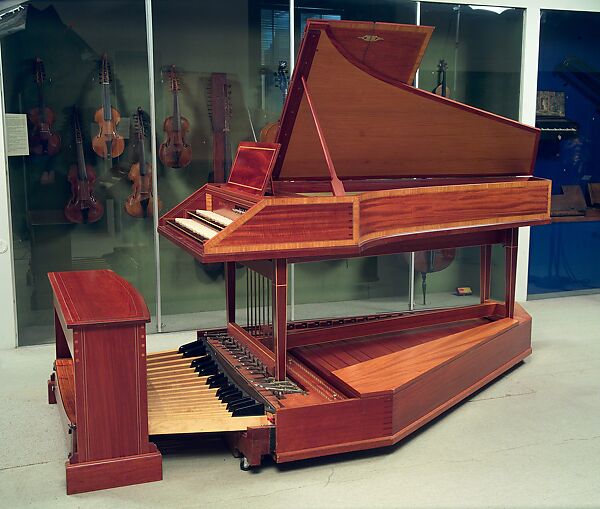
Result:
[258, 60, 289, 144]
[406, 60, 456, 305]
[159, 66, 192, 169]
[64, 106, 104, 224]
[28, 57, 61, 156]
[126, 108, 161, 218]
[92, 54, 125, 159]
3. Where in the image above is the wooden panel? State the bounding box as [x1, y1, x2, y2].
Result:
[77, 325, 148, 461]
[276, 27, 539, 181]
[325, 21, 432, 85]
[226, 141, 280, 195]
[332, 318, 517, 397]
[48, 270, 149, 327]
[65, 449, 162, 495]
[55, 359, 76, 424]
[206, 198, 354, 254]
[359, 180, 550, 241]
[391, 315, 531, 436]
[287, 302, 499, 348]
[275, 396, 392, 458]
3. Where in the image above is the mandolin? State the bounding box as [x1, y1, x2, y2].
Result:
[64, 106, 104, 224]
[28, 57, 61, 156]
[159, 65, 192, 169]
[126, 107, 161, 218]
[92, 53, 125, 159]
[407, 59, 456, 305]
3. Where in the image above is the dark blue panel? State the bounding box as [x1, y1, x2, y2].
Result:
[529, 10, 600, 296]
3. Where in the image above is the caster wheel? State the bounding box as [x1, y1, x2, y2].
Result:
[240, 457, 252, 471]
[232, 448, 242, 458]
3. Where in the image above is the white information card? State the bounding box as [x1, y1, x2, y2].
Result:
[5, 113, 29, 156]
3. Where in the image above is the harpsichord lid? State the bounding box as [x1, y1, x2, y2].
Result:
[271, 19, 540, 182]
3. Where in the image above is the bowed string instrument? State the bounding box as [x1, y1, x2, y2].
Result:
[64, 106, 104, 224]
[126, 107, 161, 218]
[28, 57, 61, 156]
[407, 59, 456, 305]
[259, 60, 289, 144]
[92, 53, 125, 159]
[159, 65, 192, 169]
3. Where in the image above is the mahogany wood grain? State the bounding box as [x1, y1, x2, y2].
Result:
[274, 22, 539, 181]
[55, 359, 76, 424]
[323, 21, 432, 85]
[390, 314, 530, 436]
[293, 317, 493, 390]
[331, 318, 517, 397]
[275, 309, 531, 462]
[65, 447, 162, 495]
[47, 270, 161, 494]
[287, 302, 499, 348]
[275, 395, 392, 459]
[300, 76, 345, 196]
[225, 141, 280, 196]
[48, 270, 149, 327]
[198, 180, 549, 260]
[226, 426, 274, 467]
[358, 180, 550, 242]
[206, 199, 355, 255]
[273, 259, 288, 380]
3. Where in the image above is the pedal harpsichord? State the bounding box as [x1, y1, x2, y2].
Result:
[157, 19, 550, 468]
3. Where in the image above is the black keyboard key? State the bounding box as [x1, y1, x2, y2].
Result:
[232, 402, 264, 417]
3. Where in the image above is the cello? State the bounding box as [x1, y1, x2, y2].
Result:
[28, 57, 61, 156]
[126, 108, 161, 218]
[92, 53, 125, 159]
[159, 65, 192, 169]
[64, 106, 104, 224]
[410, 60, 456, 305]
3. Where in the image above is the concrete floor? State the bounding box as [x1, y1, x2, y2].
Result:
[1, 295, 600, 508]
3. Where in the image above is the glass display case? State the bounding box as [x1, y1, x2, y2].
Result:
[0, 1, 530, 345]
[413, 3, 523, 310]
[2, 0, 154, 345]
[528, 10, 600, 297]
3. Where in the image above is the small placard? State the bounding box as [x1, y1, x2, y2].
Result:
[456, 287, 473, 296]
[5, 113, 29, 156]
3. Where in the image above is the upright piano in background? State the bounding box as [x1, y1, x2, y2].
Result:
[155, 19, 551, 469]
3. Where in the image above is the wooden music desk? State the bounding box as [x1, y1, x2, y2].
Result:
[47, 270, 162, 494]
